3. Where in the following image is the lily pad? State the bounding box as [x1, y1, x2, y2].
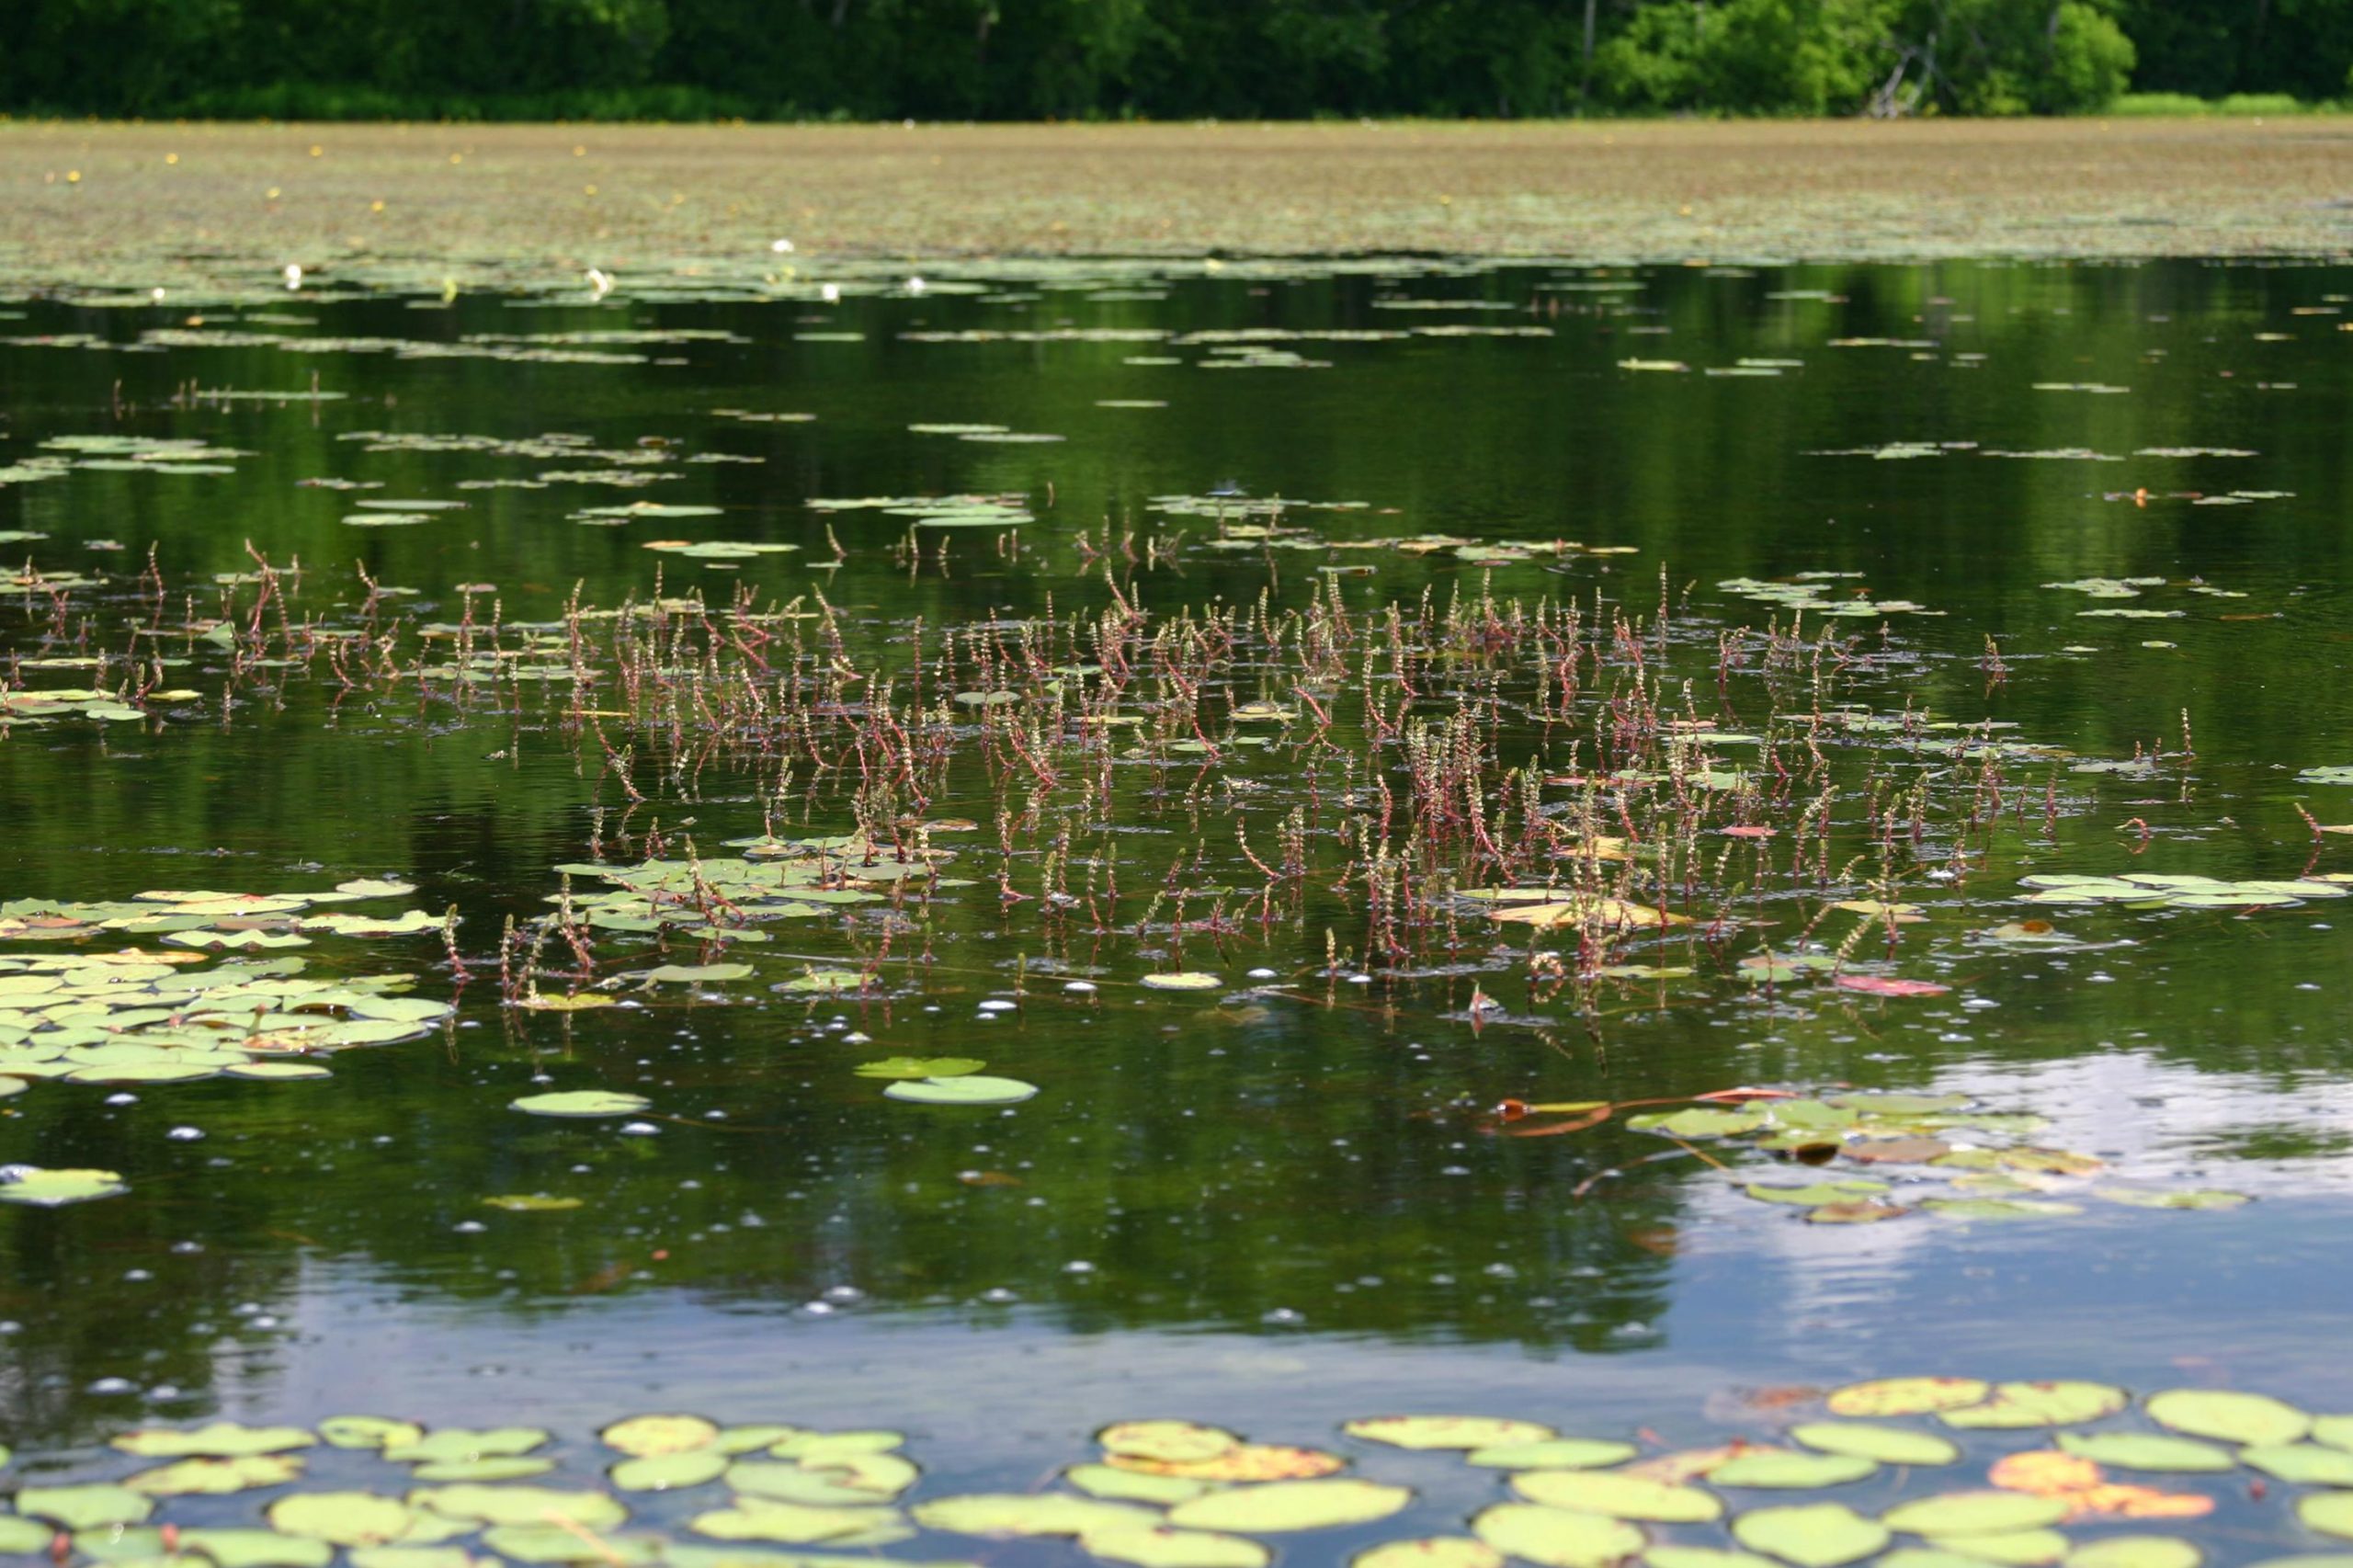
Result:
[267, 1494, 416, 1546]
[2239, 1444, 2353, 1485]
[1081, 1525, 1272, 1568]
[612, 1450, 730, 1491]
[179, 1529, 335, 1568]
[0, 1167, 129, 1205]
[1708, 1452, 1878, 1489]
[2145, 1389, 2310, 1446]
[1169, 1478, 1412, 1533]
[1345, 1416, 1556, 1450]
[882, 1075, 1039, 1105]
[1882, 1494, 2068, 1536]
[914, 1494, 1160, 1537]
[1100, 1422, 1242, 1463]
[603, 1415, 721, 1456]
[1943, 1383, 2129, 1429]
[406, 1485, 627, 1530]
[1358, 1541, 1506, 1568]
[1510, 1472, 1722, 1522]
[115, 1423, 318, 1457]
[2306, 1495, 2353, 1540]
[1830, 1381, 1989, 1420]
[125, 1454, 307, 1494]
[1731, 1503, 1891, 1567]
[2052, 1434, 2234, 1472]
[16, 1486, 154, 1530]
[1472, 1504, 1648, 1568]
[854, 1056, 984, 1080]
[1067, 1465, 1211, 1505]
[511, 1091, 652, 1118]
[1467, 1440, 1640, 1471]
[1142, 973, 1222, 992]
[1790, 1424, 1959, 1466]
[2063, 1539, 2201, 1568]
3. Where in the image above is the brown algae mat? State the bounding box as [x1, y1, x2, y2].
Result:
[4, 117, 2352, 298]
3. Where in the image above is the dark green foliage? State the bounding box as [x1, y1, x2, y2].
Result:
[0, 0, 2336, 119]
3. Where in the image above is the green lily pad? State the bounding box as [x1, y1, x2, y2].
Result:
[384, 1427, 549, 1465]
[882, 1075, 1039, 1105]
[407, 1486, 626, 1530]
[2063, 1540, 2201, 1568]
[913, 1494, 1160, 1537]
[853, 1057, 985, 1080]
[2303, 1494, 2353, 1540]
[1708, 1452, 1878, 1489]
[2052, 1433, 2234, 1472]
[179, 1529, 335, 1568]
[17, 1486, 154, 1530]
[0, 1167, 129, 1205]
[125, 1454, 306, 1494]
[1472, 1504, 1648, 1568]
[2240, 1444, 2353, 1485]
[1882, 1494, 2067, 1536]
[635, 964, 754, 984]
[2316, 1416, 2353, 1452]
[2095, 1189, 2252, 1210]
[1510, 1472, 1722, 1522]
[1080, 1525, 1273, 1568]
[483, 1527, 665, 1564]
[484, 1194, 584, 1212]
[1922, 1199, 2085, 1221]
[1790, 1424, 1958, 1466]
[1927, 1530, 2068, 1565]
[687, 1499, 904, 1545]
[267, 1493, 415, 1546]
[412, 1457, 556, 1482]
[1358, 1540, 1505, 1568]
[1141, 973, 1222, 991]
[1345, 1416, 1556, 1449]
[510, 1091, 652, 1118]
[1466, 1439, 1640, 1471]
[115, 1422, 318, 1457]
[0, 1520, 48, 1555]
[2145, 1389, 2310, 1446]
[1731, 1504, 1891, 1567]
[1169, 1479, 1413, 1532]
[1647, 1552, 1779, 1568]
[603, 1414, 720, 1455]
[1942, 1382, 2128, 1429]
[1747, 1181, 1890, 1207]
[1066, 1465, 1211, 1505]
[349, 1551, 475, 1568]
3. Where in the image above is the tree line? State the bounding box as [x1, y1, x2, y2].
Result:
[4, 0, 2347, 121]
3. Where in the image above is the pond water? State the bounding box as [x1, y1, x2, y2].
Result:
[3, 257, 2353, 1567]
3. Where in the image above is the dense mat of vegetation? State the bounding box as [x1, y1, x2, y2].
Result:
[5, 0, 2351, 122]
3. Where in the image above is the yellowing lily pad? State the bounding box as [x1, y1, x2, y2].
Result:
[1943, 1383, 2129, 1429]
[602, 1415, 720, 1456]
[1168, 1479, 1413, 1533]
[1099, 1422, 1241, 1464]
[1142, 973, 1222, 991]
[1828, 1380, 1990, 1418]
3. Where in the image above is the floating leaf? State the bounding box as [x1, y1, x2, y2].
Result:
[407, 1486, 627, 1530]
[2303, 1494, 2353, 1540]
[267, 1494, 415, 1546]
[603, 1415, 720, 1456]
[1170, 1479, 1412, 1533]
[1467, 1440, 1639, 1471]
[2145, 1390, 2310, 1446]
[1834, 975, 1950, 998]
[611, 1451, 729, 1491]
[688, 1498, 902, 1544]
[1142, 973, 1223, 991]
[1472, 1504, 1648, 1568]
[1747, 1181, 1889, 1207]
[1944, 1383, 2129, 1429]
[2240, 1444, 2353, 1485]
[1647, 1552, 1782, 1568]
[1510, 1473, 1722, 1522]
[1708, 1452, 1877, 1489]
[883, 1075, 1039, 1105]
[1111, 1445, 1347, 1483]
[854, 1057, 984, 1080]
[1731, 1503, 1890, 1567]
[383, 1428, 550, 1466]
[914, 1494, 1159, 1538]
[1081, 1525, 1272, 1568]
[1882, 1494, 2068, 1535]
[2063, 1539, 2201, 1568]
[481, 1527, 665, 1564]
[510, 1091, 651, 1118]
[1926, 1530, 2068, 1564]
[1067, 1465, 1211, 1505]
[2052, 1435, 2234, 1472]
[127, 1455, 306, 1494]
[17, 1486, 153, 1530]
[1357, 1540, 1506, 1568]
[1790, 1424, 1958, 1466]
[115, 1423, 317, 1457]
[1345, 1416, 1556, 1450]
[180, 1530, 335, 1568]
[484, 1194, 584, 1212]
[0, 1167, 128, 1205]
